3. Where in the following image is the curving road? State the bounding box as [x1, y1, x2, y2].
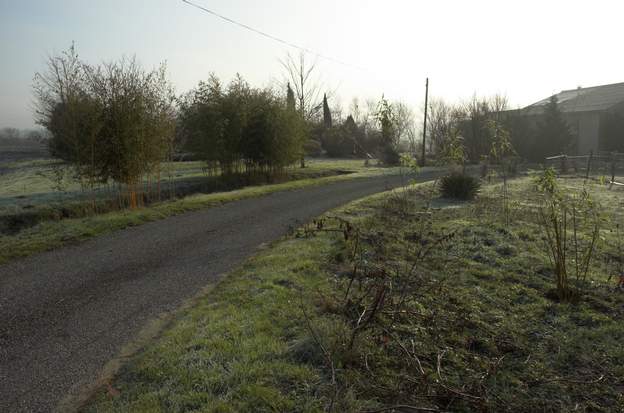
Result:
[0, 171, 437, 412]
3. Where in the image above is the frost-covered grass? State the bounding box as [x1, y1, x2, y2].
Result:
[83, 176, 624, 412]
[0, 158, 384, 213]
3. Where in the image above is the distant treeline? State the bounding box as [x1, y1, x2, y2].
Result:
[39, 44, 586, 208]
[0, 127, 47, 144]
[26, 41, 601, 193]
[426, 95, 575, 163]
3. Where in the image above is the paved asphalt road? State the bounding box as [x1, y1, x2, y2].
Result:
[0, 171, 437, 412]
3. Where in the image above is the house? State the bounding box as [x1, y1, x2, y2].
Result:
[518, 82, 624, 155]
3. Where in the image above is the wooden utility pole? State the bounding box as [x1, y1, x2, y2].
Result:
[421, 78, 429, 166]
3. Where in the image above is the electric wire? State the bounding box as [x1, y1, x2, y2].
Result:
[180, 0, 366, 71]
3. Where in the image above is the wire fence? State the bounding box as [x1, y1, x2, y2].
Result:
[544, 151, 624, 187]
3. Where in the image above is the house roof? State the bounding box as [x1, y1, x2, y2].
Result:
[524, 82, 624, 115]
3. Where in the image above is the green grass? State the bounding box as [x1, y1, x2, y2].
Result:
[83, 174, 624, 412]
[0, 160, 407, 264]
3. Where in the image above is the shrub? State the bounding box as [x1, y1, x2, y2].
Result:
[179, 75, 305, 176]
[322, 126, 353, 158]
[440, 173, 480, 200]
[379, 144, 400, 165]
[304, 138, 323, 157]
[33, 45, 176, 209]
[534, 168, 601, 301]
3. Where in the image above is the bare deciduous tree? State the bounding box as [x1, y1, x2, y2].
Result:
[280, 52, 324, 122]
[490, 94, 509, 120]
[330, 98, 344, 125]
[393, 101, 416, 149]
[361, 98, 379, 132]
[427, 98, 459, 156]
[348, 97, 363, 125]
[281, 52, 325, 167]
[460, 94, 509, 162]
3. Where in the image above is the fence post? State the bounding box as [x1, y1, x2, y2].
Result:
[585, 150, 594, 182]
[611, 153, 616, 187]
[560, 155, 568, 174]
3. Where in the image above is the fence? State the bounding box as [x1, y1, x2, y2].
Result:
[545, 151, 624, 187]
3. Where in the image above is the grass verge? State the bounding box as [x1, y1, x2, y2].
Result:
[84, 175, 624, 412]
[82, 236, 338, 412]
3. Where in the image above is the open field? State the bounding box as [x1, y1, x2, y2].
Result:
[0, 157, 382, 214]
[0, 141, 50, 164]
[83, 174, 624, 412]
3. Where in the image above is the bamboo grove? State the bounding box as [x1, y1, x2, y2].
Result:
[33, 45, 307, 208]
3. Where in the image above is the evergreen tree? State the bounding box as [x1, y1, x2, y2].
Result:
[535, 96, 573, 158]
[344, 115, 357, 135]
[376, 97, 400, 165]
[323, 93, 332, 129]
[343, 115, 358, 155]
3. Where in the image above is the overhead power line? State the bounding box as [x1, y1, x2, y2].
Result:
[180, 0, 365, 71]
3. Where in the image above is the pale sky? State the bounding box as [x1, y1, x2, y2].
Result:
[1, 0, 623, 129]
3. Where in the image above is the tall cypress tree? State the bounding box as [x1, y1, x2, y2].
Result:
[323, 93, 332, 129]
